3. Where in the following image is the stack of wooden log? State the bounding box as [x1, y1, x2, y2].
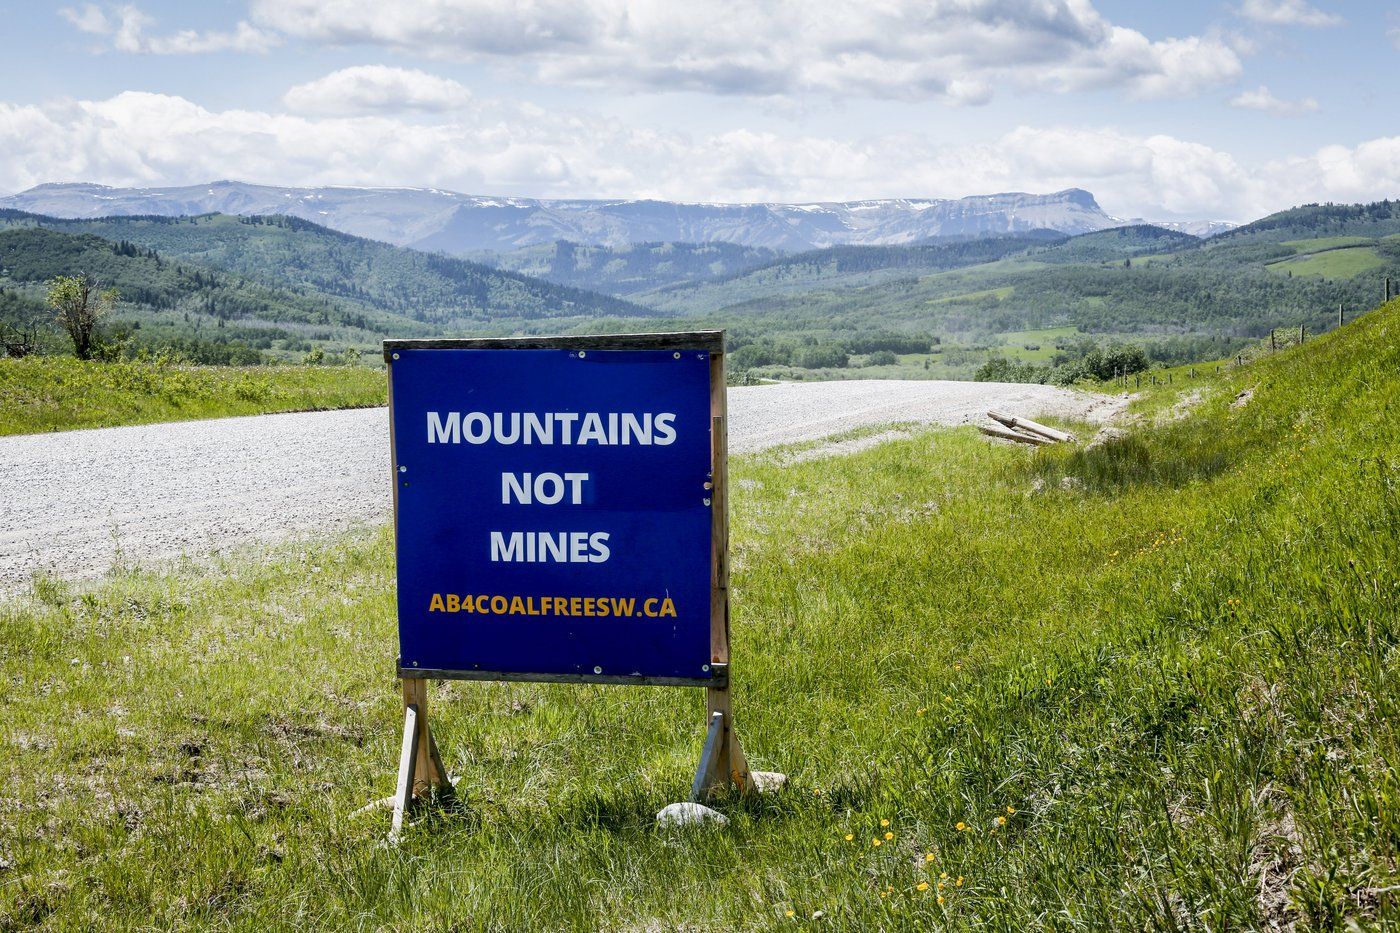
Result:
[978, 410, 1075, 446]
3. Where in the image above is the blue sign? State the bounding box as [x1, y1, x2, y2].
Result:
[388, 345, 716, 682]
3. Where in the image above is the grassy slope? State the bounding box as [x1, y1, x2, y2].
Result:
[3, 301, 1399, 927]
[0, 356, 385, 435]
[1268, 246, 1387, 278]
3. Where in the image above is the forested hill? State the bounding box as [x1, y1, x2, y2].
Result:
[0, 225, 388, 335]
[1207, 200, 1400, 243]
[638, 231, 1073, 312]
[0, 210, 658, 330]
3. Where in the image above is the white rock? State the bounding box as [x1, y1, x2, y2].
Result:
[656, 802, 728, 828]
[750, 771, 788, 793]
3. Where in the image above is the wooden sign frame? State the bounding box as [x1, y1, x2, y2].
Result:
[381, 331, 750, 833]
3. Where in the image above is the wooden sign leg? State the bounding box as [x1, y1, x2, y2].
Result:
[391, 702, 419, 838]
[693, 685, 753, 801]
[392, 677, 456, 835]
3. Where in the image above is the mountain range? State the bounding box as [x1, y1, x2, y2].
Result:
[0, 181, 1231, 255]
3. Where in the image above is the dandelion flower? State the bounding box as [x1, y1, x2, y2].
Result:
[880, 819, 890, 827]
[956, 877, 963, 887]
[872, 838, 882, 847]
[884, 831, 894, 840]
[917, 882, 930, 892]
[925, 853, 935, 863]
[955, 822, 966, 831]
[940, 872, 948, 880]
[785, 910, 795, 918]
[995, 816, 1006, 826]
[937, 895, 945, 905]
[845, 834, 854, 842]
[1006, 806, 1016, 814]
[880, 891, 888, 899]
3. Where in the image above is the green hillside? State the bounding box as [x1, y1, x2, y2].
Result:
[0, 226, 399, 360]
[0, 211, 658, 333]
[641, 231, 1069, 314]
[4, 298, 1399, 928]
[1029, 223, 1197, 263]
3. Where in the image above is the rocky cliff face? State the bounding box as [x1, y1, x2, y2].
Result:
[0, 180, 1124, 252]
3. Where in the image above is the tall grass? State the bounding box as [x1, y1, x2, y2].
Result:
[2, 302, 1398, 928]
[0, 355, 385, 436]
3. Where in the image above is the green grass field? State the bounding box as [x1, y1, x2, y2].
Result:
[1267, 245, 1387, 279]
[988, 326, 1080, 363]
[0, 356, 387, 435]
[3, 301, 1400, 928]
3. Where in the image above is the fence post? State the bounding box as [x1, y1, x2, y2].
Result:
[1270, 329, 1276, 350]
[1338, 303, 1344, 328]
[1299, 324, 1305, 343]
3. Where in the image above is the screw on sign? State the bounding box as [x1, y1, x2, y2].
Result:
[378, 332, 774, 836]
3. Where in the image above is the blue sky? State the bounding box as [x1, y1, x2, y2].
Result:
[0, 0, 1396, 222]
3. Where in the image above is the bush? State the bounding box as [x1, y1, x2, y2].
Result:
[975, 356, 1046, 383]
[795, 346, 849, 369]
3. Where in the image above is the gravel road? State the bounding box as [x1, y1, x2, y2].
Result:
[0, 380, 1122, 592]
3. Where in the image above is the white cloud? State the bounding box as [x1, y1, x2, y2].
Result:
[1228, 85, 1319, 116]
[1237, 0, 1342, 27]
[58, 3, 279, 54]
[59, 4, 111, 34]
[284, 66, 472, 115]
[5, 90, 1400, 223]
[245, 0, 1243, 103]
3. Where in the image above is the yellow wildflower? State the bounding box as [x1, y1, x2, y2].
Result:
[844, 834, 854, 841]
[880, 819, 890, 827]
[1006, 806, 1016, 814]
[884, 831, 894, 840]
[924, 853, 935, 863]
[872, 838, 882, 847]
[940, 872, 948, 880]
[916, 882, 929, 892]
[937, 895, 945, 905]
[785, 910, 795, 918]
[996, 816, 1006, 826]
[955, 822, 966, 831]
[956, 877, 963, 887]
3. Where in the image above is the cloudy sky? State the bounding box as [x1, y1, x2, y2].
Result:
[0, 0, 1396, 222]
